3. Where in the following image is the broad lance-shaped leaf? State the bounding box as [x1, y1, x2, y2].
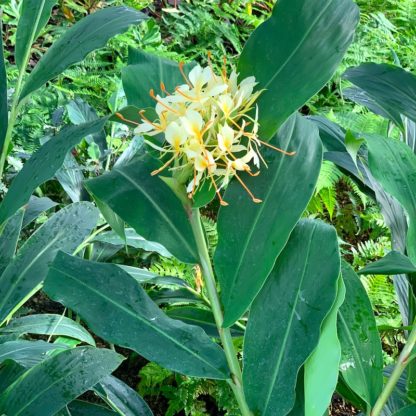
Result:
[366, 134, 416, 263]
[243, 219, 340, 416]
[85, 157, 198, 264]
[304, 277, 346, 416]
[0, 360, 26, 393]
[0, 340, 67, 367]
[393, 405, 416, 416]
[0, 18, 7, 152]
[237, 0, 359, 139]
[338, 261, 383, 410]
[0, 209, 24, 275]
[0, 202, 99, 324]
[19, 7, 147, 101]
[57, 401, 118, 416]
[0, 314, 95, 346]
[22, 196, 57, 228]
[0, 346, 123, 416]
[0, 118, 106, 227]
[122, 47, 195, 109]
[94, 376, 153, 416]
[215, 114, 322, 327]
[359, 251, 416, 276]
[15, 0, 57, 70]
[44, 252, 229, 380]
[344, 63, 416, 128]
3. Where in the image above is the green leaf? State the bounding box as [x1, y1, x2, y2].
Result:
[393, 405, 416, 416]
[94, 198, 126, 243]
[359, 251, 416, 276]
[345, 130, 365, 177]
[304, 277, 346, 416]
[0, 340, 68, 367]
[237, 0, 359, 139]
[0, 202, 99, 324]
[0, 118, 106, 227]
[15, 0, 57, 70]
[0, 209, 24, 275]
[0, 18, 7, 152]
[19, 7, 147, 101]
[94, 375, 153, 416]
[0, 346, 123, 416]
[22, 196, 57, 228]
[122, 47, 194, 109]
[85, 158, 198, 264]
[0, 314, 95, 346]
[344, 64, 416, 128]
[44, 252, 229, 380]
[243, 219, 340, 416]
[94, 228, 171, 257]
[338, 261, 383, 409]
[366, 135, 416, 263]
[61, 401, 118, 416]
[0, 360, 26, 393]
[166, 306, 244, 338]
[215, 114, 322, 327]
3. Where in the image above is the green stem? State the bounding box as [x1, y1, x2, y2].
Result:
[371, 315, 416, 416]
[189, 208, 253, 416]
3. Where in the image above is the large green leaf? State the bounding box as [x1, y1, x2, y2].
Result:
[0, 209, 24, 275]
[44, 252, 229, 380]
[338, 261, 384, 410]
[85, 158, 198, 264]
[237, 0, 359, 139]
[344, 64, 416, 128]
[0, 346, 123, 416]
[0, 202, 99, 324]
[0, 340, 67, 367]
[0, 18, 7, 152]
[0, 314, 95, 346]
[61, 401, 118, 416]
[359, 251, 416, 276]
[366, 134, 416, 263]
[19, 7, 147, 101]
[243, 219, 340, 416]
[304, 277, 346, 416]
[215, 114, 322, 327]
[0, 360, 26, 393]
[393, 405, 416, 416]
[15, 0, 57, 70]
[94, 375, 153, 416]
[0, 118, 106, 226]
[122, 47, 194, 109]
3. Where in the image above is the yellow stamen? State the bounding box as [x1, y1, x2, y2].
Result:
[150, 89, 181, 115]
[139, 110, 162, 131]
[175, 86, 197, 101]
[151, 155, 176, 176]
[115, 113, 140, 126]
[257, 138, 296, 156]
[179, 62, 193, 88]
[160, 82, 171, 96]
[208, 173, 228, 206]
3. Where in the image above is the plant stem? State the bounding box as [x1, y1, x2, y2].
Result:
[189, 208, 253, 416]
[371, 316, 416, 416]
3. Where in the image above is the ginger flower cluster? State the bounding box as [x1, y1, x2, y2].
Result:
[130, 60, 294, 206]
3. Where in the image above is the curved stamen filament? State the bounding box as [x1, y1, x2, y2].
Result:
[208, 172, 228, 206]
[115, 113, 140, 126]
[179, 62, 193, 88]
[160, 82, 171, 96]
[256, 138, 296, 156]
[139, 110, 162, 131]
[151, 155, 176, 176]
[150, 89, 181, 115]
[234, 172, 262, 203]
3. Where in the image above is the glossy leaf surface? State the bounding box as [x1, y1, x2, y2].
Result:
[359, 251, 416, 276]
[22, 196, 57, 228]
[304, 277, 346, 416]
[0, 347, 123, 416]
[338, 261, 383, 409]
[15, 0, 57, 69]
[0, 314, 95, 346]
[344, 63, 416, 127]
[238, 0, 359, 139]
[60, 401, 118, 416]
[366, 134, 416, 262]
[85, 158, 197, 264]
[95, 375, 153, 416]
[243, 219, 340, 416]
[44, 252, 229, 379]
[0, 210, 24, 275]
[0, 202, 99, 324]
[20, 7, 146, 101]
[215, 114, 322, 326]
[393, 405, 416, 416]
[0, 119, 106, 226]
